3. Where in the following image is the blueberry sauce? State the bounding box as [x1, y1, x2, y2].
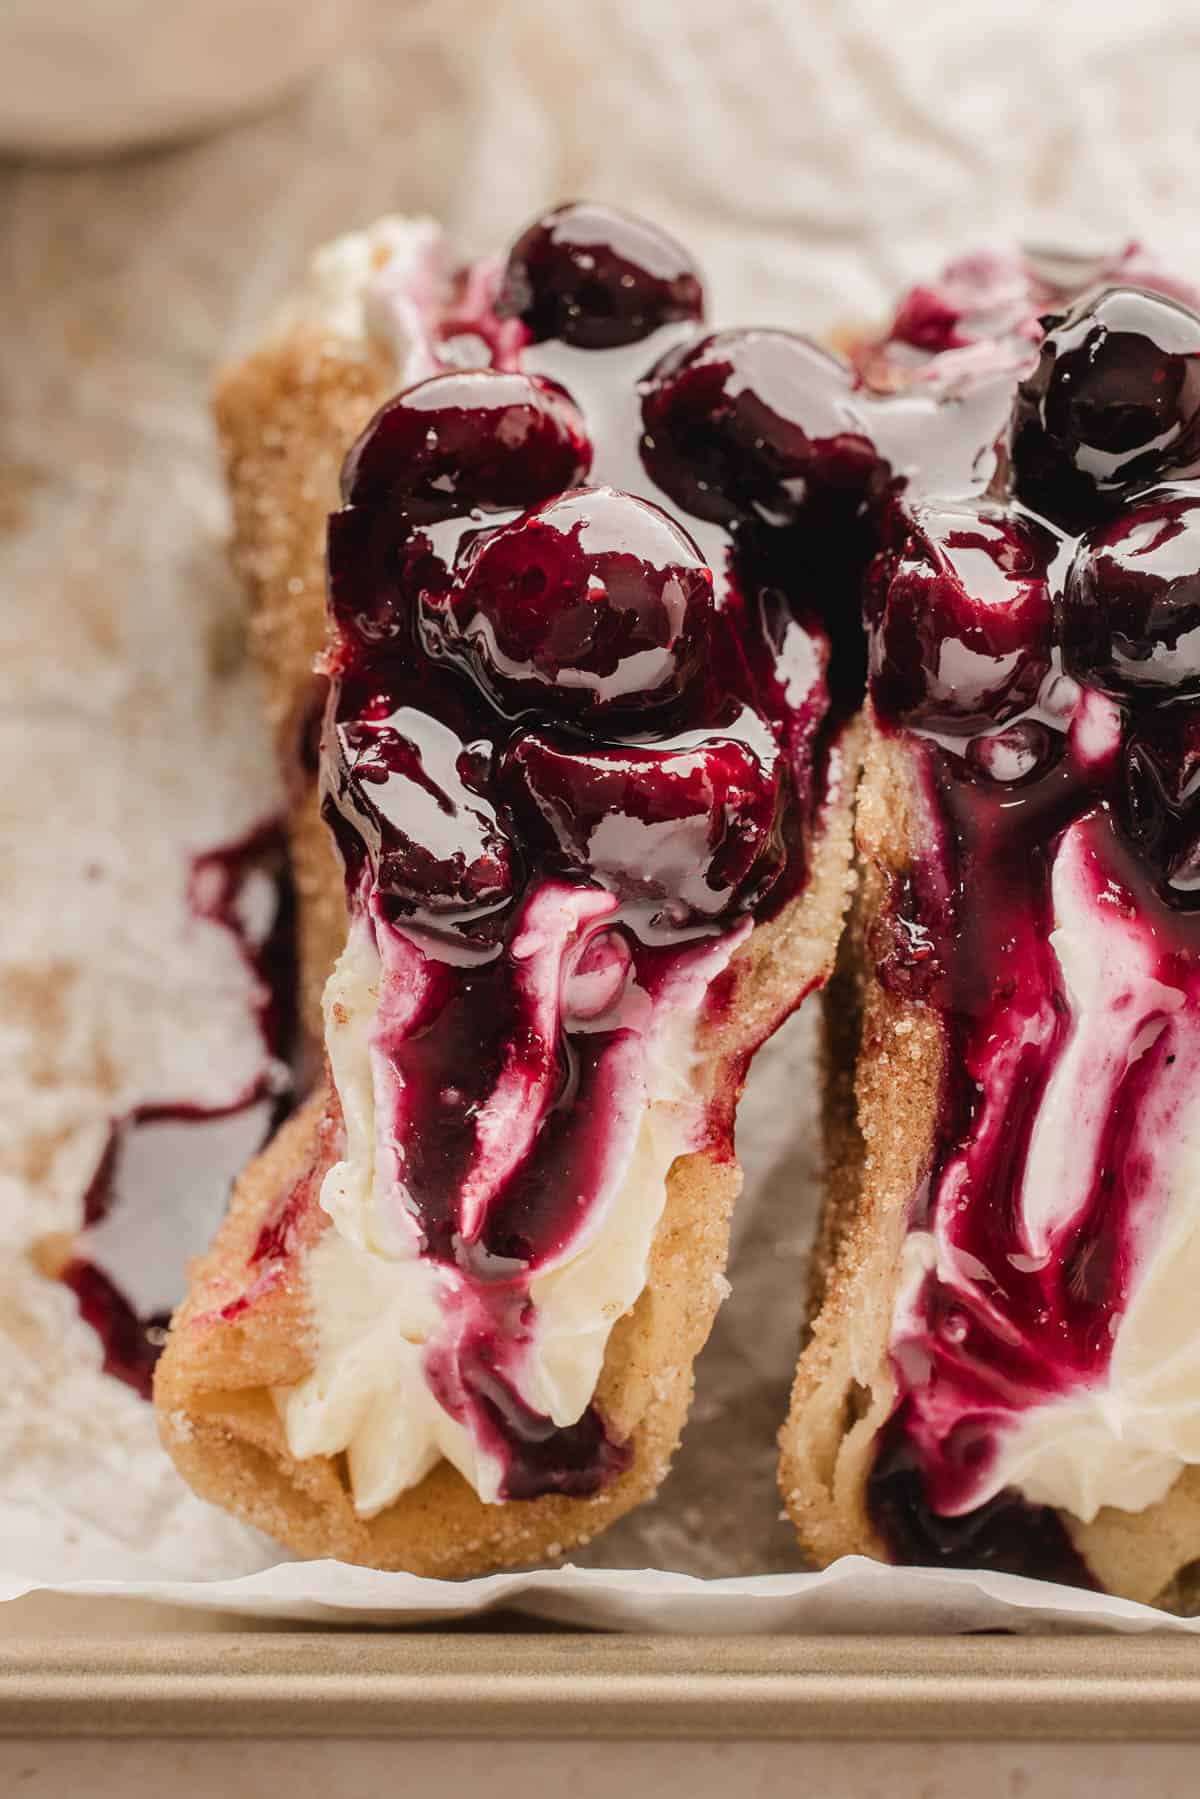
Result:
[58, 827, 297, 1396]
[855, 261, 1200, 1581]
[867, 1414, 1096, 1586]
[308, 202, 994, 1502]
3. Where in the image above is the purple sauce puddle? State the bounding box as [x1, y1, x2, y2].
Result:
[59, 825, 297, 1398]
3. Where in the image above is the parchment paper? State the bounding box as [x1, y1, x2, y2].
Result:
[4, 0, 1200, 1631]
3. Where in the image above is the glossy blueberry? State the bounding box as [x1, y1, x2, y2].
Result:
[1062, 483, 1200, 701]
[442, 485, 714, 724]
[340, 369, 590, 518]
[640, 329, 878, 528]
[331, 371, 589, 646]
[324, 686, 516, 928]
[964, 719, 1056, 785]
[503, 721, 783, 918]
[1011, 285, 1200, 526]
[496, 202, 704, 351]
[867, 501, 1056, 734]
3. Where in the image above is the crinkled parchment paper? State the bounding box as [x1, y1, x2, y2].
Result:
[4, 0, 1200, 1631]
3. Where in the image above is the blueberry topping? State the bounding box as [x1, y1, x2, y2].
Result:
[326, 694, 517, 929]
[1011, 285, 1200, 525]
[965, 718, 1056, 784]
[496, 202, 704, 351]
[503, 722, 783, 921]
[1120, 709, 1200, 901]
[440, 485, 714, 724]
[867, 501, 1055, 733]
[640, 329, 878, 527]
[1062, 483, 1200, 700]
[327, 503, 450, 646]
[316, 214, 858, 1503]
[341, 369, 590, 519]
[331, 372, 591, 647]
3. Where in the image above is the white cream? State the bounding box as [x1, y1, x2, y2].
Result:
[267, 214, 448, 372]
[984, 874, 1200, 1522]
[277, 900, 739, 1512]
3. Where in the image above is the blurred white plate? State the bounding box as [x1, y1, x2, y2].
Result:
[0, 0, 357, 157]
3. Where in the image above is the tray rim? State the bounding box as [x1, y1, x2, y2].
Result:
[4, 1631, 1200, 1739]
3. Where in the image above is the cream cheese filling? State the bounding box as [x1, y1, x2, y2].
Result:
[266, 213, 448, 368]
[276, 905, 737, 1512]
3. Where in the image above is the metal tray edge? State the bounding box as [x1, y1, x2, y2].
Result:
[2, 1633, 1200, 1739]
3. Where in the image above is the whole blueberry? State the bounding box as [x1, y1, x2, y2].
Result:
[1011, 285, 1200, 526]
[502, 724, 782, 918]
[340, 369, 590, 518]
[867, 500, 1056, 734]
[496, 202, 704, 351]
[1062, 483, 1200, 701]
[442, 485, 714, 724]
[330, 370, 590, 645]
[640, 328, 877, 528]
[324, 678, 517, 931]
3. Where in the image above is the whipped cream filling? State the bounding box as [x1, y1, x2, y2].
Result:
[277, 894, 741, 1512]
[268, 214, 448, 370]
[892, 817, 1200, 1524]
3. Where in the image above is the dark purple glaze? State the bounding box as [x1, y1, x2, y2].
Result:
[60, 828, 297, 1396]
[1122, 706, 1200, 898]
[59, 1260, 169, 1403]
[189, 823, 298, 1073]
[872, 762, 1200, 1504]
[425, 1329, 632, 1499]
[866, 1413, 1096, 1587]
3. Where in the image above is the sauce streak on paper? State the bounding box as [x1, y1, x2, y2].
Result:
[53, 826, 297, 1397]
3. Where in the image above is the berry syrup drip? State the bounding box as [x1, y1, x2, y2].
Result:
[867, 1413, 1097, 1587]
[859, 263, 1200, 1581]
[60, 827, 297, 1398]
[322, 203, 1030, 1500]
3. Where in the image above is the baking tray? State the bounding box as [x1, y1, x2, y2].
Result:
[7, 21, 1200, 1754]
[3, 1615, 1200, 1739]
